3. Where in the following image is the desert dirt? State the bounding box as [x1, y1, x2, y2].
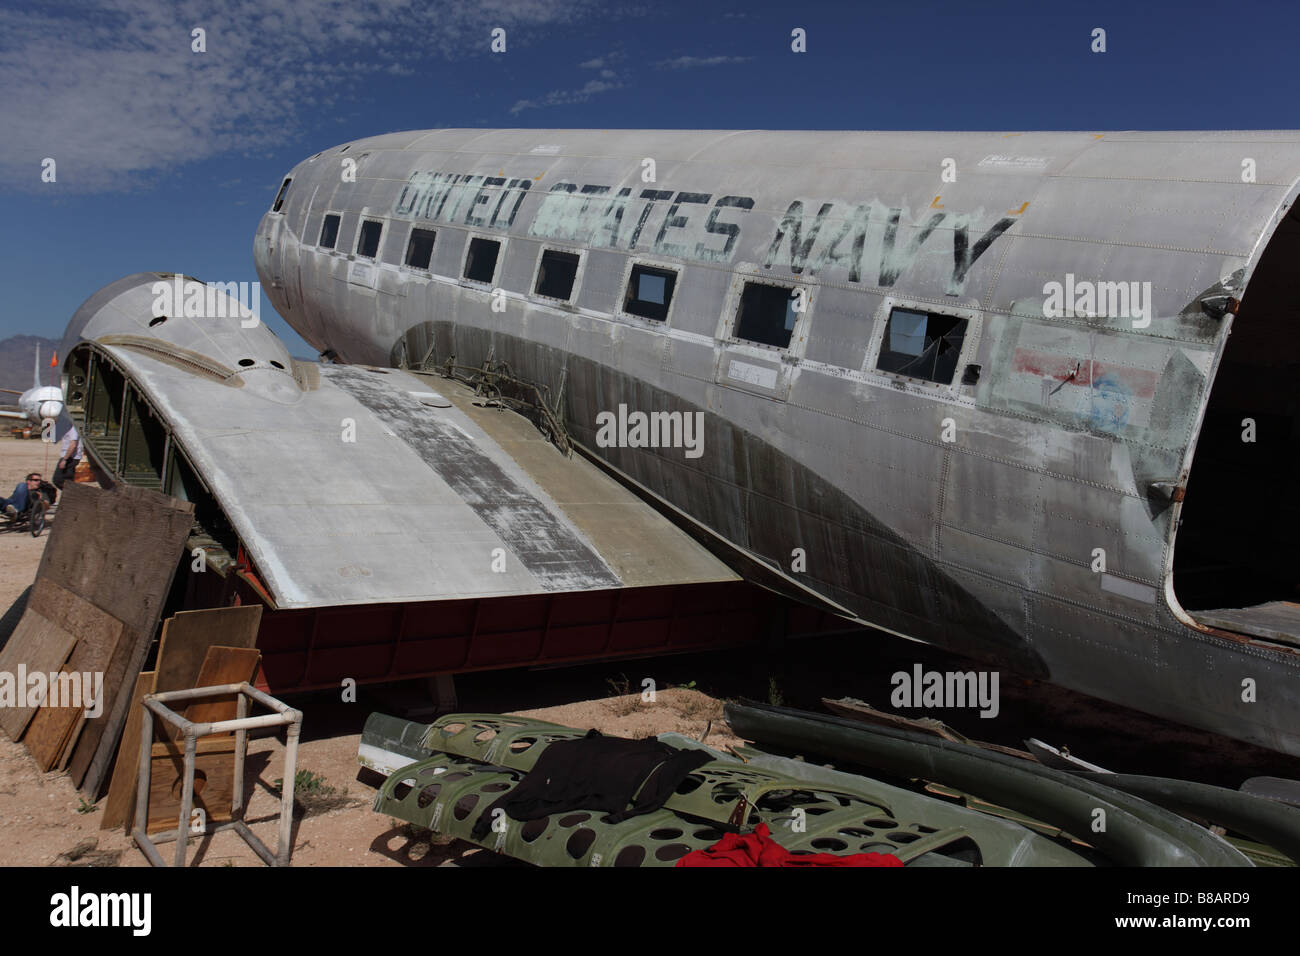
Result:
[0, 436, 64, 613]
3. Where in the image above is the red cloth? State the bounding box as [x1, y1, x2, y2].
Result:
[676, 823, 903, 867]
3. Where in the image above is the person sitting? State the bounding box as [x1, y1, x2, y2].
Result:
[1, 473, 43, 519]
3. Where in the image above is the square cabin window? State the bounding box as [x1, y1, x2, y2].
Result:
[734, 282, 800, 349]
[624, 264, 677, 321]
[319, 214, 341, 249]
[405, 228, 437, 270]
[534, 250, 580, 300]
[876, 307, 968, 384]
[357, 220, 383, 259]
[464, 237, 501, 283]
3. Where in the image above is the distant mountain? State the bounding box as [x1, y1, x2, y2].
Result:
[0, 335, 62, 395]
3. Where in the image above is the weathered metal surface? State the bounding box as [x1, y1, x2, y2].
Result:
[721, 741, 1090, 866]
[323, 365, 617, 591]
[57, 275, 738, 610]
[254, 129, 1300, 755]
[725, 701, 1253, 866]
[1191, 602, 1300, 648]
[1069, 771, 1300, 865]
[364, 712, 1095, 866]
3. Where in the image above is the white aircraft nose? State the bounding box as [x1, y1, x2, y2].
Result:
[38, 399, 63, 420]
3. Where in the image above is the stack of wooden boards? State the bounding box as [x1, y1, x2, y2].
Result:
[101, 606, 263, 833]
[0, 483, 268, 832]
[0, 483, 194, 795]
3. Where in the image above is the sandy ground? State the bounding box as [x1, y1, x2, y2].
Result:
[0, 435, 64, 613]
[0, 687, 734, 868]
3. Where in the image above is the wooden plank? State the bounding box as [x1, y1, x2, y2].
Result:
[0, 610, 76, 741]
[145, 736, 236, 835]
[101, 671, 156, 831]
[153, 606, 263, 696]
[47, 483, 194, 797]
[35, 483, 192, 637]
[176, 647, 261, 736]
[57, 713, 88, 772]
[23, 597, 124, 771]
[26, 578, 119, 640]
[24, 685, 78, 772]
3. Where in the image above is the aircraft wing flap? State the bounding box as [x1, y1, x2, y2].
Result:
[94, 346, 736, 610]
[419, 370, 739, 589]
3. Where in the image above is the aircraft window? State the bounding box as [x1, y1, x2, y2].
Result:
[534, 250, 580, 301]
[272, 178, 292, 212]
[464, 237, 501, 283]
[734, 282, 799, 349]
[876, 307, 968, 384]
[357, 220, 383, 259]
[405, 228, 437, 270]
[624, 264, 677, 321]
[319, 214, 341, 249]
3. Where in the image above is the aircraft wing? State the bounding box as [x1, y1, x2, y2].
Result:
[70, 323, 738, 611]
[0, 409, 28, 421]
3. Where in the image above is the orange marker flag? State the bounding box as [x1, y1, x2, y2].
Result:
[49, 351, 58, 367]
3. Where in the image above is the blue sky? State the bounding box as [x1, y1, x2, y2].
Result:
[2, 0, 1296, 362]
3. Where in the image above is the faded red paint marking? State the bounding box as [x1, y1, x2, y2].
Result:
[1011, 348, 1158, 398]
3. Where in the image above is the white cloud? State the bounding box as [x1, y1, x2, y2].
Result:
[0, 0, 599, 193]
[578, 50, 624, 70]
[655, 54, 752, 70]
[509, 77, 621, 115]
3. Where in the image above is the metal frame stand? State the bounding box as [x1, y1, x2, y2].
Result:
[131, 681, 303, 867]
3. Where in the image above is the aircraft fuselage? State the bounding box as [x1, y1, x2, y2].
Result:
[254, 129, 1300, 755]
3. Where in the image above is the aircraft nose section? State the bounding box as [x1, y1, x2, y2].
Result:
[38, 399, 62, 420]
[253, 214, 274, 286]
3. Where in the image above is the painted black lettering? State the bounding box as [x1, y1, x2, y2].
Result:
[765, 200, 834, 275]
[818, 202, 869, 282]
[445, 174, 483, 223]
[697, 195, 753, 261]
[465, 176, 504, 227]
[501, 179, 532, 226]
[430, 173, 466, 221]
[597, 187, 634, 247]
[396, 174, 421, 216]
[488, 178, 520, 227]
[878, 210, 945, 287]
[629, 189, 674, 249]
[952, 217, 1016, 284]
[654, 191, 710, 256]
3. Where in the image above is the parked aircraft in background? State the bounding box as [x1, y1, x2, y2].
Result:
[0, 347, 64, 427]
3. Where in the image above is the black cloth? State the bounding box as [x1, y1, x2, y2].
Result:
[470, 730, 712, 839]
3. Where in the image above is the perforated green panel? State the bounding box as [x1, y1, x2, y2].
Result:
[372, 714, 977, 867]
